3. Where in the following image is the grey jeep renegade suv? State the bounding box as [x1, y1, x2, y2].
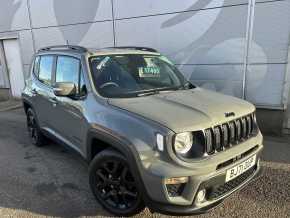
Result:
[22, 45, 263, 216]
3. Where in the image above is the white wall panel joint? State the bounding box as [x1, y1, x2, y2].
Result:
[242, 0, 256, 99]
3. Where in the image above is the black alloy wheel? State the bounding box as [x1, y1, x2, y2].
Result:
[26, 108, 46, 146]
[89, 149, 144, 216]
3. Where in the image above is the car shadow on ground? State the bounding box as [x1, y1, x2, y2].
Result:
[262, 136, 290, 164]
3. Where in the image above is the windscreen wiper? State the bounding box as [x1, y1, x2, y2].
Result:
[137, 90, 160, 97]
[128, 86, 179, 97]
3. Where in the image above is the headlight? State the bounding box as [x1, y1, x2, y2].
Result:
[174, 132, 193, 154]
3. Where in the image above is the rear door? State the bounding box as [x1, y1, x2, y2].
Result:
[51, 55, 88, 153]
[32, 55, 56, 128]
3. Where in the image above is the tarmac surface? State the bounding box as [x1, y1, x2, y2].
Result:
[0, 109, 289, 218]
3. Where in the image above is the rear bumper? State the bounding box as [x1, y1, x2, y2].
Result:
[146, 164, 263, 216]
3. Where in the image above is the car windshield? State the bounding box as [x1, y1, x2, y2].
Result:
[89, 54, 195, 98]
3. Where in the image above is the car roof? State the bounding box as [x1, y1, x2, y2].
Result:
[36, 45, 160, 56]
[88, 48, 160, 56]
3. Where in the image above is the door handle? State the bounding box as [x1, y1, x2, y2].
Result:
[31, 88, 38, 96]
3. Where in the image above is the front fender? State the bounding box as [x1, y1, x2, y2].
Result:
[87, 124, 139, 162]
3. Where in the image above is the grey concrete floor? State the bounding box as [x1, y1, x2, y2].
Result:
[0, 99, 22, 112]
[0, 109, 289, 218]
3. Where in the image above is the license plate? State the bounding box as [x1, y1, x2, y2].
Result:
[225, 155, 256, 182]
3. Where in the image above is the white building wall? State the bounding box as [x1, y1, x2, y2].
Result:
[247, 0, 290, 107]
[0, 0, 289, 109]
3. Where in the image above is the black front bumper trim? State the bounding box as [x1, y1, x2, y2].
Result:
[147, 199, 223, 216]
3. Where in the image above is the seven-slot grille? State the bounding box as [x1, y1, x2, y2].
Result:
[204, 113, 256, 154]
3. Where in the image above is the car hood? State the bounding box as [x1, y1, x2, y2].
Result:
[108, 88, 255, 133]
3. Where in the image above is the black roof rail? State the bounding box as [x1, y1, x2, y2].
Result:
[38, 45, 88, 52]
[105, 46, 158, 53]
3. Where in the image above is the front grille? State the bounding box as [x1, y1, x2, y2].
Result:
[204, 112, 257, 155]
[207, 166, 256, 200]
[216, 145, 259, 170]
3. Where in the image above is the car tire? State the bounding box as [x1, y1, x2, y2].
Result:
[26, 108, 47, 147]
[89, 149, 145, 217]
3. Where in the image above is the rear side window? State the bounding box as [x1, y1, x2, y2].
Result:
[55, 56, 79, 84]
[38, 56, 54, 86]
[32, 56, 40, 77]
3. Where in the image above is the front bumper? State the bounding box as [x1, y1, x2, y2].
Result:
[147, 164, 262, 216]
[137, 133, 263, 215]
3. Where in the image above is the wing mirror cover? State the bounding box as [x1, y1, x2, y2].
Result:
[53, 82, 76, 97]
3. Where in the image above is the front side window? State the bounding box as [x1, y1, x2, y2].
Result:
[56, 56, 79, 85]
[38, 56, 54, 86]
[89, 54, 193, 98]
[55, 56, 87, 98]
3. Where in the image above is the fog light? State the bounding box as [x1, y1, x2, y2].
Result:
[165, 177, 188, 185]
[196, 189, 206, 203]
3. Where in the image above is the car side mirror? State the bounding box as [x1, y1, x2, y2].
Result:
[53, 82, 76, 97]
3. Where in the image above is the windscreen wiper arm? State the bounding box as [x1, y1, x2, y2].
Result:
[137, 90, 160, 97]
[129, 86, 179, 97]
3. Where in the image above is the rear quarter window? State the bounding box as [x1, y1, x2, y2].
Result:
[38, 56, 54, 86]
[32, 56, 40, 77]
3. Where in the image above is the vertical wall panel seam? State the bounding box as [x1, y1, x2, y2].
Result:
[26, 0, 36, 52]
[282, 34, 290, 129]
[281, 0, 290, 111]
[110, 0, 116, 46]
[282, 44, 290, 110]
[242, 0, 256, 100]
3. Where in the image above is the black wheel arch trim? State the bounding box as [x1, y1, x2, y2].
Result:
[22, 98, 41, 126]
[87, 125, 157, 208]
[87, 125, 137, 163]
[22, 98, 35, 113]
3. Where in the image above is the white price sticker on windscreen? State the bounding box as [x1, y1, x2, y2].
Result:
[138, 67, 160, 78]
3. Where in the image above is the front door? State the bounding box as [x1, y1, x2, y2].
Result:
[2, 39, 25, 97]
[51, 55, 88, 154]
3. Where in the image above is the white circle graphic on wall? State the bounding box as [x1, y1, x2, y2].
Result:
[160, 0, 224, 52]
